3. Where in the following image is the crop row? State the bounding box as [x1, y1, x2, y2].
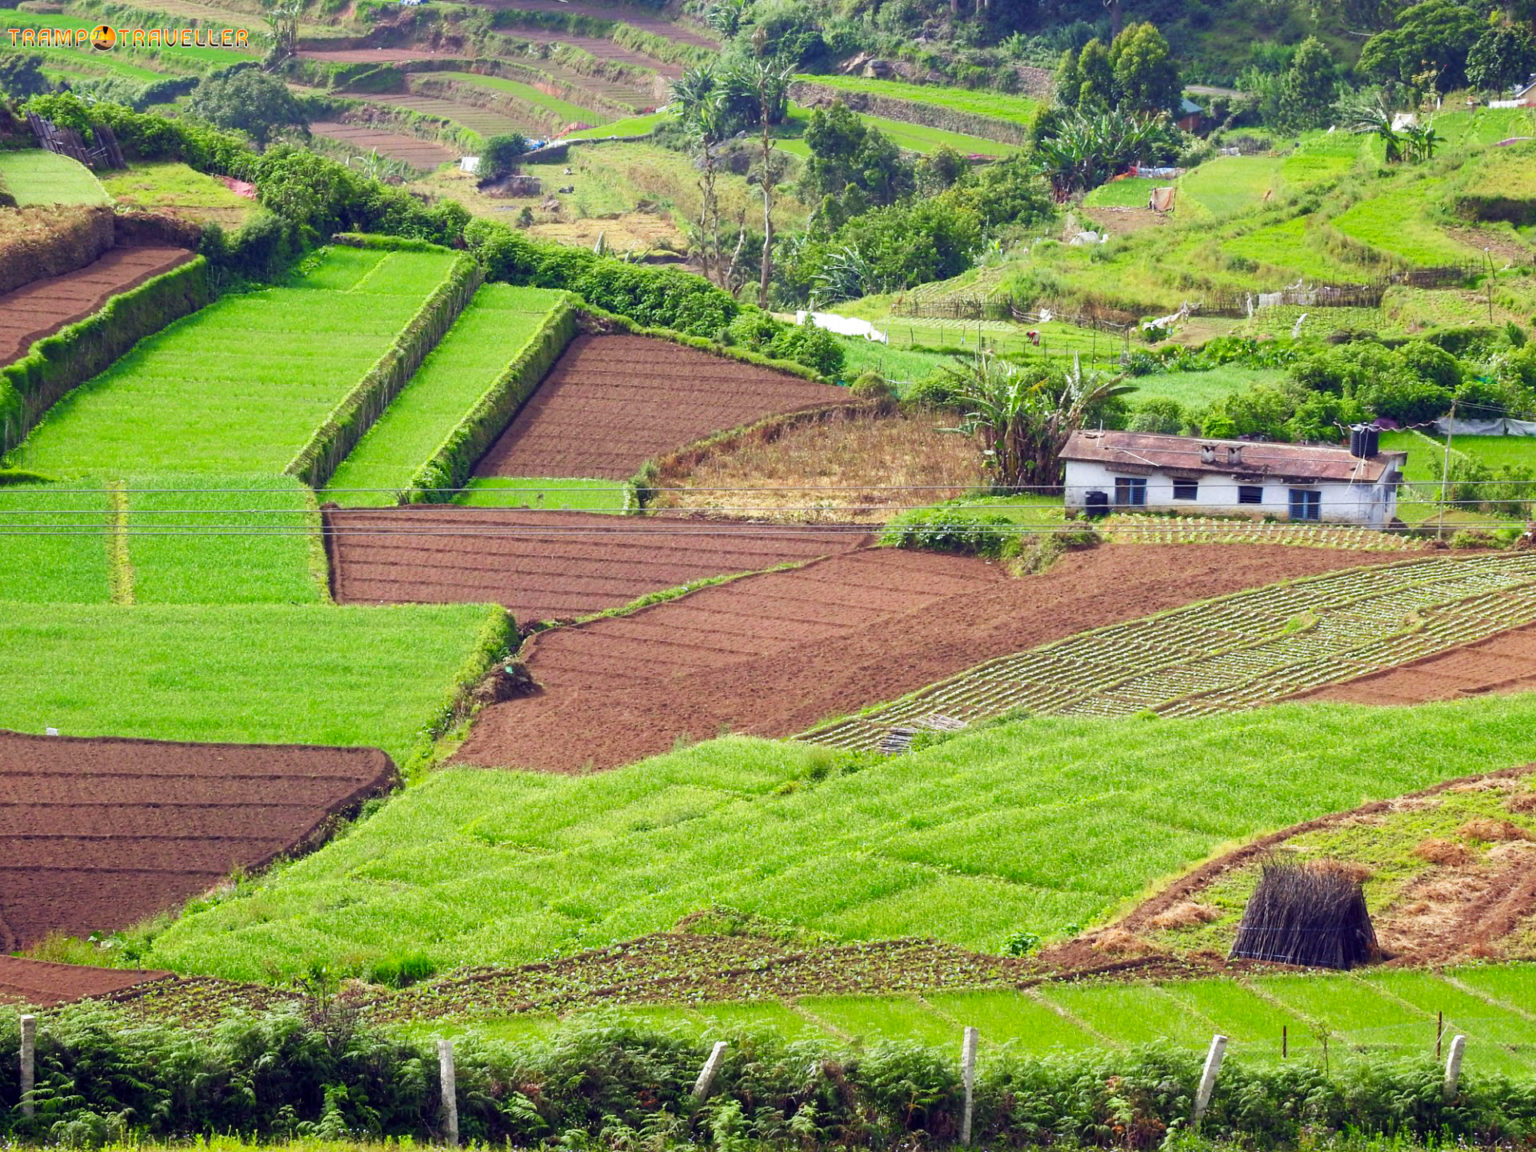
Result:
[803, 553, 1536, 751]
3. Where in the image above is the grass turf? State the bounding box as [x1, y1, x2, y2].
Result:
[9, 247, 457, 476]
[135, 692, 1536, 980]
[0, 150, 109, 206]
[793, 74, 1038, 127]
[0, 480, 111, 602]
[0, 601, 506, 766]
[455, 477, 630, 511]
[99, 162, 257, 228]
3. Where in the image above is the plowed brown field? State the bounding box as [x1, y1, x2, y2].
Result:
[456, 543, 1390, 772]
[1296, 621, 1536, 706]
[0, 246, 193, 366]
[0, 731, 396, 947]
[473, 335, 856, 480]
[309, 122, 458, 169]
[324, 507, 871, 622]
[0, 956, 167, 1007]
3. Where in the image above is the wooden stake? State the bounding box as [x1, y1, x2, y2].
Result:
[1437, 1011, 1443, 1060]
[959, 1026, 979, 1146]
[692, 1041, 729, 1102]
[1282, 1025, 1287, 1059]
[1192, 1034, 1228, 1127]
[19, 1014, 34, 1119]
[437, 1038, 458, 1147]
[1444, 1035, 1466, 1102]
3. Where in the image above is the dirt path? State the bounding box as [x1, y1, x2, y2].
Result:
[1294, 621, 1536, 706]
[0, 731, 395, 947]
[456, 543, 1389, 772]
[474, 334, 855, 480]
[0, 247, 193, 367]
[325, 507, 872, 623]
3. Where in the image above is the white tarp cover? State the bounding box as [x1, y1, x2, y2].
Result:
[795, 310, 889, 343]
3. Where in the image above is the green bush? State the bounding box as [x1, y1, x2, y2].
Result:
[881, 506, 1015, 557]
[767, 316, 847, 377]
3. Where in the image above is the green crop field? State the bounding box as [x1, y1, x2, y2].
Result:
[1084, 177, 1163, 208]
[456, 477, 629, 511]
[795, 74, 1038, 125]
[434, 72, 604, 127]
[0, 481, 111, 602]
[100, 162, 258, 228]
[1127, 365, 1289, 409]
[122, 476, 323, 604]
[10, 247, 457, 476]
[0, 601, 505, 765]
[1331, 179, 1478, 267]
[1179, 156, 1284, 219]
[325, 285, 569, 505]
[133, 691, 1536, 981]
[0, 150, 109, 206]
[561, 111, 669, 140]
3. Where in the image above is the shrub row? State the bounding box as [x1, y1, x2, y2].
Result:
[0, 205, 115, 295]
[404, 295, 579, 504]
[0, 257, 212, 457]
[788, 79, 1031, 146]
[285, 250, 484, 488]
[4, 1005, 1536, 1148]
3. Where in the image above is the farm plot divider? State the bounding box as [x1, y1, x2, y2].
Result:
[802, 553, 1536, 752]
[286, 252, 483, 489]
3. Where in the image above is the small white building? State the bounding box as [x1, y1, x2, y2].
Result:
[1060, 430, 1406, 528]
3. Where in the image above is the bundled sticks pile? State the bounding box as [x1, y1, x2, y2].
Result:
[1230, 858, 1379, 970]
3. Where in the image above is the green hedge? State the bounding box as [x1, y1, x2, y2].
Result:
[4, 1005, 1536, 1148]
[285, 251, 484, 488]
[1, 257, 212, 457]
[333, 231, 452, 253]
[403, 295, 579, 502]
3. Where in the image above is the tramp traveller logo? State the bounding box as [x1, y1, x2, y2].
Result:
[6, 23, 250, 48]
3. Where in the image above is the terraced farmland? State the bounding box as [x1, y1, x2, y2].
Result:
[804, 552, 1536, 752]
[10, 246, 458, 475]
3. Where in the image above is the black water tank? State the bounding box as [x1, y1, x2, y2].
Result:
[1084, 490, 1110, 518]
[1348, 424, 1379, 459]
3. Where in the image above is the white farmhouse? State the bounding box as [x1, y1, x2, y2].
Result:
[1060, 430, 1406, 528]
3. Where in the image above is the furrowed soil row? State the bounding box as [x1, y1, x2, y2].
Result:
[324, 507, 872, 622]
[803, 552, 1536, 752]
[0, 246, 193, 367]
[455, 543, 1392, 772]
[1297, 620, 1536, 706]
[473, 334, 856, 480]
[0, 731, 395, 950]
[308, 121, 458, 168]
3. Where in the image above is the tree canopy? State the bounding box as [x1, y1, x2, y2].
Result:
[186, 68, 306, 150]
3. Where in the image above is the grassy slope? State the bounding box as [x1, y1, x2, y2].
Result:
[434, 72, 604, 127]
[794, 74, 1038, 124]
[325, 284, 568, 505]
[0, 601, 504, 765]
[0, 151, 109, 206]
[10, 247, 456, 475]
[140, 693, 1536, 980]
[100, 162, 257, 228]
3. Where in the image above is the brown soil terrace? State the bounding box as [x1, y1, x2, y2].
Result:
[0, 957, 167, 1008]
[0, 731, 397, 950]
[308, 122, 458, 169]
[0, 247, 193, 367]
[473, 334, 857, 480]
[324, 506, 872, 623]
[1295, 621, 1536, 707]
[456, 543, 1393, 773]
[476, 0, 718, 47]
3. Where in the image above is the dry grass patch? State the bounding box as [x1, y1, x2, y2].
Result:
[1147, 901, 1221, 930]
[651, 407, 984, 523]
[1458, 818, 1532, 843]
[1412, 838, 1474, 866]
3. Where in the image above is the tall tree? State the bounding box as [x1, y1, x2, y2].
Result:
[1054, 47, 1080, 109]
[1075, 38, 1114, 111]
[1277, 37, 1338, 130]
[1359, 0, 1484, 92]
[1467, 23, 1536, 92]
[1110, 22, 1180, 116]
[745, 31, 792, 308]
[187, 68, 306, 150]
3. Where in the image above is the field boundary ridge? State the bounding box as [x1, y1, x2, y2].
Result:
[788, 79, 1031, 147]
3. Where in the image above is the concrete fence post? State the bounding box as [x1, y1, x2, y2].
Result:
[19, 1014, 34, 1119]
[959, 1025, 979, 1145]
[1444, 1035, 1466, 1102]
[437, 1038, 458, 1147]
[1192, 1034, 1228, 1127]
[693, 1041, 729, 1102]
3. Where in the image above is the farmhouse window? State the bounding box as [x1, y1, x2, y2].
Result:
[1289, 489, 1321, 521]
[1172, 479, 1199, 501]
[1238, 485, 1264, 505]
[1114, 477, 1147, 507]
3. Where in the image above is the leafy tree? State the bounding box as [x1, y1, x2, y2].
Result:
[1128, 397, 1184, 434]
[838, 198, 981, 293]
[1110, 22, 1180, 116]
[479, 133, 528, 181]
[1345, 99, 1405, 163]
[1467, 23, 1536, 93]
[187, 68, 306, 150]
[0, 53, 50, 101]
[1277, 37, 1338, 131]
[943, 354, 1135, 493]
[1054, 48, 1080, 109]
[799, 101, 913, 206]
[766, 316, 845, 376]
[916, 145, 967, 195]
[1075, 38, 1114, 110]
[260, 0, 302, 68]
[1033, 106, 1179, 196]
[1359, 0, 1484, 92]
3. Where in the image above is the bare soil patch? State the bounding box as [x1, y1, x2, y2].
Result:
[309, 122, 458, 169]
[649, 406, 984, 523]
[324, 506, 872, 623]
[0, 731, 396, 948]
[0, 956, 166, 1008]
[0, 246, 192, 367]
[456, 543, 1388, 772]
[473, 334, 856, 480]
[1295, 620, 1536, 707]
[1080, 205, 1169, 234]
